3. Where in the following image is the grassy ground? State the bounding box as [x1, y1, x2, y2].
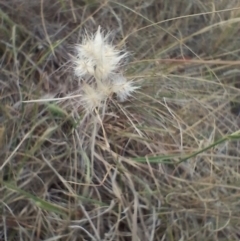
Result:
[1, 0, 240, 240]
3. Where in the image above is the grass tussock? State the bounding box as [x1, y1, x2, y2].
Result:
[1, 0, 240, 240]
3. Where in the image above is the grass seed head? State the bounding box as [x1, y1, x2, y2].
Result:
[80, 83, 107, 112]
[73, 26, 139, 111]
[74, 26, 127, 81]
[111, 75, 140, 102]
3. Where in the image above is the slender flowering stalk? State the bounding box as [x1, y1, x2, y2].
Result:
[73, 26, 139, 112]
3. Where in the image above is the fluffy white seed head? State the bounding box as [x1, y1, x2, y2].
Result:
[111, 75, 140, 102]
[74, 26, 127, 81]
[72, 26, 139, 112]
[80, 83, 107, 112]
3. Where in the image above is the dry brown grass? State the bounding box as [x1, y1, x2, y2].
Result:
[1, 0, 240, 240]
